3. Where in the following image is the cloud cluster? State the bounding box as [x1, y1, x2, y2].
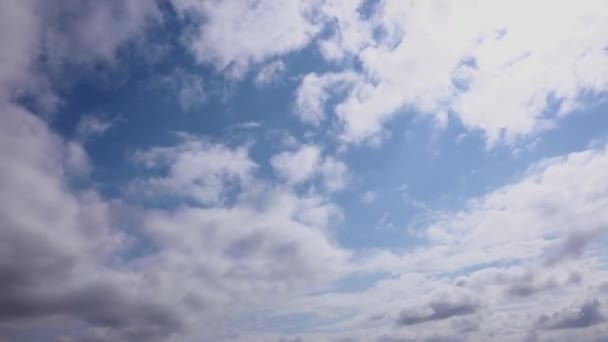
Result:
[396, 288, 480, 326]
[171, 0, 323, 77]
[132, 135, 257, 206]
[535, 300, 605, 330]
[0, 1, 348, 339]
[171, 0, 608, 145]
[271, 144, 350, 192]
[2, 1, 608, 341]
[253, 143, 608, 341]
[1, 104, 351, 340]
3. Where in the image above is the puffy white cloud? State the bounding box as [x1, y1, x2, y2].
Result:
[140, 189, 349, 300]
[290, 0, 608, 145]
[254, 143, 608, 341]
[167, 0, 608, 145]
[294, 72, 360, 126]
[424, 143, 608, 257]
[271, 144, 322, 185]
[320, 156, 350, 192]
[271, 144, 350, 192]
[3, 1, 608, 340]
[0, 103, 352, 340]
[132, 135, 257, 206]
[171, 0, 323, 77]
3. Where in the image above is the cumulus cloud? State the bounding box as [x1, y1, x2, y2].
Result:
[3, 1, 608, 341]
[0, 100, 183, 341]
[271, 144, 322, 185]
[282, 143, 608, 342]
[290, 0, 608, 145]
[0, 4, 351, 338]
[419, 143, 608, 272]
[396, 289, 480, 326]
[170, 0, 323, 77]
[132, 135, 257, 205]
[0, 3, 177, 337]
[535, 300, 605, 330]
[0, 104, 350, 339]
[0, 0, 160, 110]
[294, 71, 360, 126]
[271, 144, 349, 192]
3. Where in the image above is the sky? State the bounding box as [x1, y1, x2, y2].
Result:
[1, 0, 608, 341]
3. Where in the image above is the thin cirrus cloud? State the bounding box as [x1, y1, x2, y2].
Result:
[1, 1, 608, 341]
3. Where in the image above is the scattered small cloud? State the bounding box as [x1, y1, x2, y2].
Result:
[255, 60, 286, 87]
[76, 113, 123, 141]
[271, 144, 349, 193]
[360, 190, 377, 204]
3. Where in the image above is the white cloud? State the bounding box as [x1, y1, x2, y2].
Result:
[259, 143, 608, 341]
[424, 143, 608, 254]
[360, 190, 377, 204]
[319, 156, 350, 192]
[271, 144, 349, 192]
[171, 0, 322, 77]
[132, 136, 257, 206]
[3, 1, 608, 340]
[76, 114, 120, 141]
[271, 144, 321, 185]
[0, 100, 351, 340]
[0, 0, 160, 112]
[254, 60, 286, 87]
[294, 71, 360, 126]
[291, 0, 608, 145]
[0, 99, 183, 341]
[156, 0, 608, 145]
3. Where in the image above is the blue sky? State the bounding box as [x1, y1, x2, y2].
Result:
[2, 1, 608, 341]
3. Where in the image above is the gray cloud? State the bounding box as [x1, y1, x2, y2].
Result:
[377, 336, 414, 342]
[505, 278, 557, 298]
[544, 228, 607, 266]
[0, 282, 182, 340]
[396, 290, 480, 326]
[536, 300, 605, 330]
[376, 335, 464, 342]
[0, 100, 185, 340]
[0, 0, 160, 112]
[450, 317, 480, 334]
[423, 337, 464, 342]
[278, 338, 304, 342]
